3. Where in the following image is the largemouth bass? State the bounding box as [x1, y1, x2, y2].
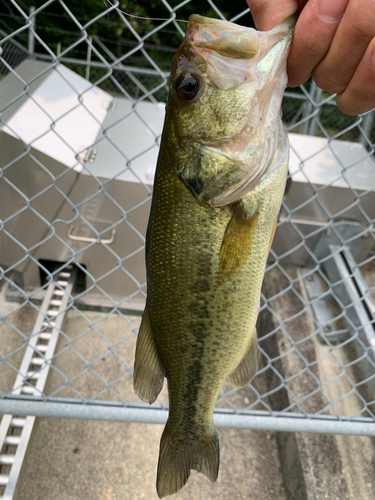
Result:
[134, 14, 294, 498]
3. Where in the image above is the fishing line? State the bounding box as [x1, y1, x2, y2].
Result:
[103, 0, 188, 24]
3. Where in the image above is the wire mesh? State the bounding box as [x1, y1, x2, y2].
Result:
[0, 0, 375, 436]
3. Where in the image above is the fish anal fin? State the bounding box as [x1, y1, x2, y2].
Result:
[133, 307, 165, 404]
[219, 203, 258, 281]
[228, 327, 258, 388]
[157, 423, 219, 499]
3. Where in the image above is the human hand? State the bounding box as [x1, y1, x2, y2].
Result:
[246, 0, 375, 116]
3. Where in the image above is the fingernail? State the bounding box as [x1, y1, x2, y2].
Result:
[318, 0, 349, 21]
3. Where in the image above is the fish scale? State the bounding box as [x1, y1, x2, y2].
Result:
[133, 13, 294, 498]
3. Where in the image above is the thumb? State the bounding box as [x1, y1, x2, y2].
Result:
[246, 0, 300, 30]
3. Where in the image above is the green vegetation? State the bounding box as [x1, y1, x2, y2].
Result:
[0, 0, 370, 141]
[0, 0, 254, 66]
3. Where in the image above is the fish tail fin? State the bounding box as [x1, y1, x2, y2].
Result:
[156, 422, 220, 498]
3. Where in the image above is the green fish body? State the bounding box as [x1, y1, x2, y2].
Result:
[134, 14, 294, 498]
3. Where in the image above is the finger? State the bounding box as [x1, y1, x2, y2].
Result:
[287, 0, 350, 87]
[246, 0, 299, 31]
[313, 0, 375, 94]
[336, 36, 375, 115]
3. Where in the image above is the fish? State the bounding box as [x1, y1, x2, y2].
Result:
[133, 14, 294, 498]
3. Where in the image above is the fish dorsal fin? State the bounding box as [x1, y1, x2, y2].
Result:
[219, 203, 258, 281]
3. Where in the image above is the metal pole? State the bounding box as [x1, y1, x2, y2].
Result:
[300, 80, 316, 135]
[360, 111, 374, 147]
[1, 400, 375, 436]
[56, 41, 61, 58]
[308, 86, 323, 137]
[28, 6, 35, 56]
[85, 36, 92, 81]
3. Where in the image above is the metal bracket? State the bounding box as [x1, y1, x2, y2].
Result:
[78, 147, 98, 164]
[67, 225, 116, 244]
[107, 100, 117, 112]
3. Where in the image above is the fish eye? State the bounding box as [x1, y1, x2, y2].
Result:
[175, 73, 201, 101]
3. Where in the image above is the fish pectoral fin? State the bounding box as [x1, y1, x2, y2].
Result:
[228, 327, 258, 387]
[157, 422, 219, 498]
[268, 213, 279, 254]
[133, 307, 165, 404]
[219, 203, 258, 281]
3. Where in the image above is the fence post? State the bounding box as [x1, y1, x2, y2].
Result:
[360, 111, 375, 148]
[300, 80, 317, 135]
[308, 87, 323, 137]
[28, 6, 35, 56]
[85, 36, 92, 81]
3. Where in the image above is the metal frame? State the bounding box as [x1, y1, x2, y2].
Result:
[1, 400, 375, 436]
[0, 267, 77, 499]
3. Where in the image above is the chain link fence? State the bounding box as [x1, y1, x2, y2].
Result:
[1, 0, 375, 453]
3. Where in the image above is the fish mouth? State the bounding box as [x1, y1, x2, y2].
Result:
[185, 15, 259, 62]
[185, 14, 295, 59]
[180, 14, 295, 92]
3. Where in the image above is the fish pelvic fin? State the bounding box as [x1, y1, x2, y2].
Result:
[156, 423, 220, 498]
[133, 306, 165, 404]
[219, 203, 258, 281]
[228, 327, 258, 387]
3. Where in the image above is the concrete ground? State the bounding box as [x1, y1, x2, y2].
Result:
[260, 268, 375, 500]
[16, 420, 285, 500]
[1, 267, 375, 500]
[0, 286, 286, 500]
